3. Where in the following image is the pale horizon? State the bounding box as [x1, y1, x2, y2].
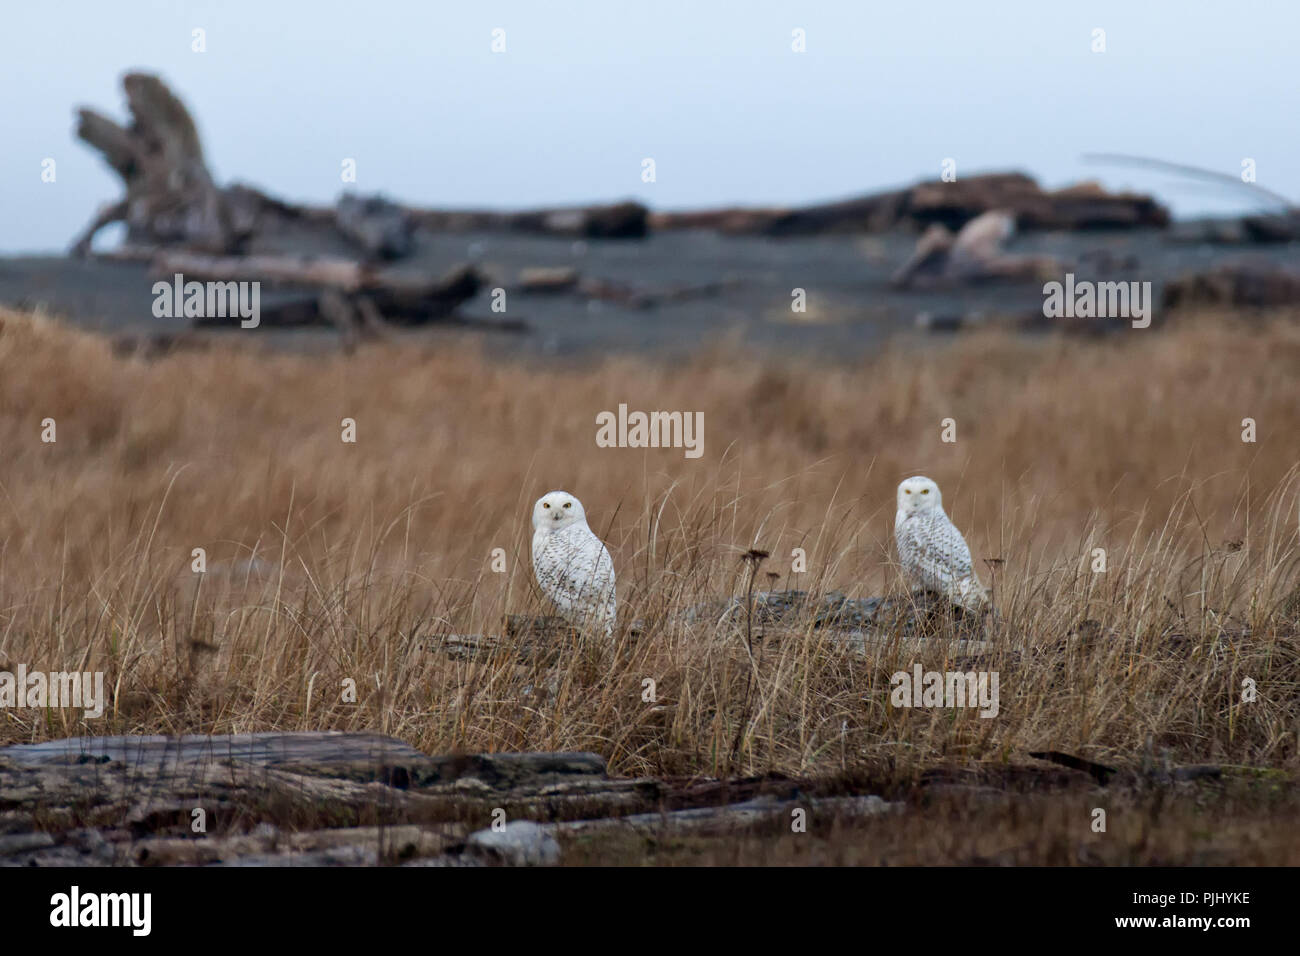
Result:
[2, 0, 1296, 253]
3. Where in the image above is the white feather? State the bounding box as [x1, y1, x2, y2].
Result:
[894, 476, 989, 612]
[531, 491, 617, 636]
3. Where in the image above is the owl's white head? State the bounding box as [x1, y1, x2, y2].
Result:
[532, 490, 588, 533]
[896, 475, 943, 517]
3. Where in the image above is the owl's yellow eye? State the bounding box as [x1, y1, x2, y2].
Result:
[543, 503, 550, 509]
[905, 489, 912, 494]
[563, 502, 571, 508]
[921, 488, 929, 494]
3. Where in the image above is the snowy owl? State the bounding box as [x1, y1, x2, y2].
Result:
[530, 491, 617, 636]
[894, 476, 990, 612]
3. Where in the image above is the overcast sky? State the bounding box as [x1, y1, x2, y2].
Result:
[2, 0, 1295, 252]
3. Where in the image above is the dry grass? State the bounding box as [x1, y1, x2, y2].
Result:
[1, 306, 1298, 786]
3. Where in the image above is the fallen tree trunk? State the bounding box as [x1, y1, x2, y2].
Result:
[146, 251, 492, 330]
[428, 589, 993, 665]
[409, 200, 649, 238]
[1162, 259, 1300, 309]
[72, 74, 489, 260]
[651, 173, 1169, 236]
[71, 73, 1167, 271]
[155, 251, 371, 291]
[0, 732, 889, 866]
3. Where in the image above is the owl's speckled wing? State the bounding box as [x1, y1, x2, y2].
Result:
[532, 522, 617, 634]
[896, 510, 981, 605]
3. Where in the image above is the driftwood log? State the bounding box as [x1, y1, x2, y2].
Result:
[71, 72, 649, 266]
[72, 75, 1169, 260]
[335, 194, 416, 260]
[1169, 214, 1300, 245]
[71, 73, 239, 255]
[142, 250, 503, 334]
[890, 210, 1065, 288]
[0, 732, 899, 866]
[69, 73, 405, 260]
[514, 266, 738, 308]
[409, 200, 649, 239]
[428, 589, 993, 666]
[0, 730, 1239, 866]
[651, 172, 1169, 236]
[1162, 259, 1300, 309]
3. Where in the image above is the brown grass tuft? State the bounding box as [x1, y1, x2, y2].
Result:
[1, 307, 1298, 784]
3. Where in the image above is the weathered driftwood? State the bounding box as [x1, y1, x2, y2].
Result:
[682, 588, 989, 638]
[428, 589, 991, 665]
[1162, 260, 1300, 309]
[0, 732, 629, 866]
[1171, 215, 1300, 245]
[1240, 212, 1300, 243]
[513, 267, 737, 308]
[71, 73, 235, 256]
[133, 824, 458, 867]
[0, 731, 903, 866]
[70, 74, 642, 263]
[154, 251, 483, 302]
[409, 200, 648, 239]
[156, 251, 372, 290]
[71, 73, 1171, 269]
[255, 197, 650, 243]
[1029, 750, 1224, 788]
[651, 173, 1169, 236]
[891, 210, 1064, 289]
[550, 794, 894, 836]
[0, 731, 1242, 866]
[518, 266, 581, 294]
[649, 193, 904, 235]
[334, 194, 416, 260]
[454, 794, 896, 865]
[70, 73, 413, 261]
[429, 616, 578, 664]
[143, 251, 497, 332]
[1, 730, 432, 773]
[577, 277, 737, 309]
